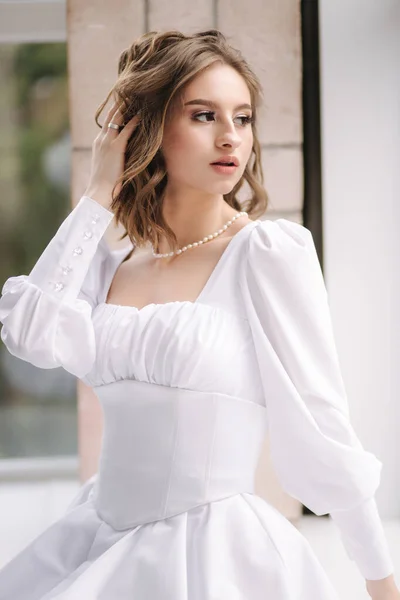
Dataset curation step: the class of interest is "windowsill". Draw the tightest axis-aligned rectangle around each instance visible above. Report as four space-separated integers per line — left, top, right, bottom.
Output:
0 456 79 481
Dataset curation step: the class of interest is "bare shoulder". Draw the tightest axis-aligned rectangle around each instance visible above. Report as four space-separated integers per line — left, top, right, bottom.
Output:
228 215 253 235
209 215 254 249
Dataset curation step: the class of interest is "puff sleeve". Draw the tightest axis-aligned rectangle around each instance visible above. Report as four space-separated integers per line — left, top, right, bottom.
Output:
0 196 115 379
240 218 394 580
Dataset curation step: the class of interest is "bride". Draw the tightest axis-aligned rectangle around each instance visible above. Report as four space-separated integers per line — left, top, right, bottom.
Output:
0 28 398 600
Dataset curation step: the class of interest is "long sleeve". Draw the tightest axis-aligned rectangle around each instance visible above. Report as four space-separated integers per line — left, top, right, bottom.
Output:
239 217 394 580
0 196 115 379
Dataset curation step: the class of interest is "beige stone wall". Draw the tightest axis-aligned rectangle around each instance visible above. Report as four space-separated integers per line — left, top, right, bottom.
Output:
67 0 303 521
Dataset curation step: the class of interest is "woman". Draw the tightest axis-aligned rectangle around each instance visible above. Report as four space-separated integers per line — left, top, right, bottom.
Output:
0 29 398 600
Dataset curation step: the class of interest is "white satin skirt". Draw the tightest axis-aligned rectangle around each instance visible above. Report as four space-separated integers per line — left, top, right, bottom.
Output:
0 380 340 599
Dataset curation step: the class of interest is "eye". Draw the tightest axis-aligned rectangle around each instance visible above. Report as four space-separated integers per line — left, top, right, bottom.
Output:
191 111 254 127
235 115 254 126
191 111 216 123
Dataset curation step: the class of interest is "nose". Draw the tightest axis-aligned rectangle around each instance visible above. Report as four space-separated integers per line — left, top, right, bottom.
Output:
215 121 241 151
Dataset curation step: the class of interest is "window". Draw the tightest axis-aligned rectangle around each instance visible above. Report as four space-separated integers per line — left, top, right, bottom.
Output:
0 31 77 460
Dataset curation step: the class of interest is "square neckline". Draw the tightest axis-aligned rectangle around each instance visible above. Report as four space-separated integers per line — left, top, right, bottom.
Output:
98 218 260 313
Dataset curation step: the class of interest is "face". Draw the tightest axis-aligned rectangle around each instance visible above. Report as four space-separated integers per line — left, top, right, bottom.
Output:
161 62 254 197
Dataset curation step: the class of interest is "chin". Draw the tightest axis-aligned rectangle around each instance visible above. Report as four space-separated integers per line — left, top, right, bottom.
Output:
202 182 238 196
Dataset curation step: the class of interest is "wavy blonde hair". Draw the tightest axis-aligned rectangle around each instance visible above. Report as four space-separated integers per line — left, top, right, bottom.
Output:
95 29 268 251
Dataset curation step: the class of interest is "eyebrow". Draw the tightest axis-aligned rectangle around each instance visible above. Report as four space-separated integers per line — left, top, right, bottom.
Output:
184 99 252 111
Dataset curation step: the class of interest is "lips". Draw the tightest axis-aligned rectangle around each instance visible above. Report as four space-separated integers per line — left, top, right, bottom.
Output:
210 163 238 175
210 156 239 167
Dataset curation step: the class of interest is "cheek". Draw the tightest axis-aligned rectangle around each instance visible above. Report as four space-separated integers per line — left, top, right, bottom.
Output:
163 138 190 178
162 127 206 172
243 131 254 163
164 133 190 157
246 128 254 148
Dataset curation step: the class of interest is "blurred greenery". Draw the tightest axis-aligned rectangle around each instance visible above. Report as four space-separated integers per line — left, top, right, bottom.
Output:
0 42 70 286
0 41 78 457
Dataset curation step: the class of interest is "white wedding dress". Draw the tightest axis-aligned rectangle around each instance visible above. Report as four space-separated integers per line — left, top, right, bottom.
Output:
0 196 394 599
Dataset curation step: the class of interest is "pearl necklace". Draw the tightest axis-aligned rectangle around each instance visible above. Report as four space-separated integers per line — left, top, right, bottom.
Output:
151 211 248 258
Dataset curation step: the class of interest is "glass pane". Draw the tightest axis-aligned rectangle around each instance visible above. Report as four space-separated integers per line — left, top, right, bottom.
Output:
0 42 77 458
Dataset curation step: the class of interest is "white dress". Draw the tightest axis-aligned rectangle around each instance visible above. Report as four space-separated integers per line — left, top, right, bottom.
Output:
0 196 394 599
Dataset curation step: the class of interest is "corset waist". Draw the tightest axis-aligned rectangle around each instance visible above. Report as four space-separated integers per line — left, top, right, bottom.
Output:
92 379 268 530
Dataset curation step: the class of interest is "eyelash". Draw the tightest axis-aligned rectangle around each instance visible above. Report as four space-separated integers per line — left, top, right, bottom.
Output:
191 110 254 127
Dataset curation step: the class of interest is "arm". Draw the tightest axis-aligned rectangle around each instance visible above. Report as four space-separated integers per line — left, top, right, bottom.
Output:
0 98 140 378
239 218 396 587
0 196 114 378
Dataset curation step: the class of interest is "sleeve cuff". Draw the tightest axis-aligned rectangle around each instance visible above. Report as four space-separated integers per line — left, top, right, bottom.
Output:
330 497 394 580
28 195 114 304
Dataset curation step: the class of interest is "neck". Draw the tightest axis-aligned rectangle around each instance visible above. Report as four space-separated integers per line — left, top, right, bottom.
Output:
157 187 238 253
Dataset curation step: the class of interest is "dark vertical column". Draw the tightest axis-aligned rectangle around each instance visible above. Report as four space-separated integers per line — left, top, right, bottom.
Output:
301 0 327 517
302 0 323 266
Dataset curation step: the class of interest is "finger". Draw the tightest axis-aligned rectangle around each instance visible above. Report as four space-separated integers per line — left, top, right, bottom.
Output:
116 114 141 144
102 101 126 135
106 108 126 138
101 101 118 133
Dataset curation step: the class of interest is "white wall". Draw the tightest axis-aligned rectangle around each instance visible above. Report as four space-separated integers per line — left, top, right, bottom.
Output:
319 1 400 517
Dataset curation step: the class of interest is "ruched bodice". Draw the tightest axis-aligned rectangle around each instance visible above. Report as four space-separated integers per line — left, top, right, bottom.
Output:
82 300 264 403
